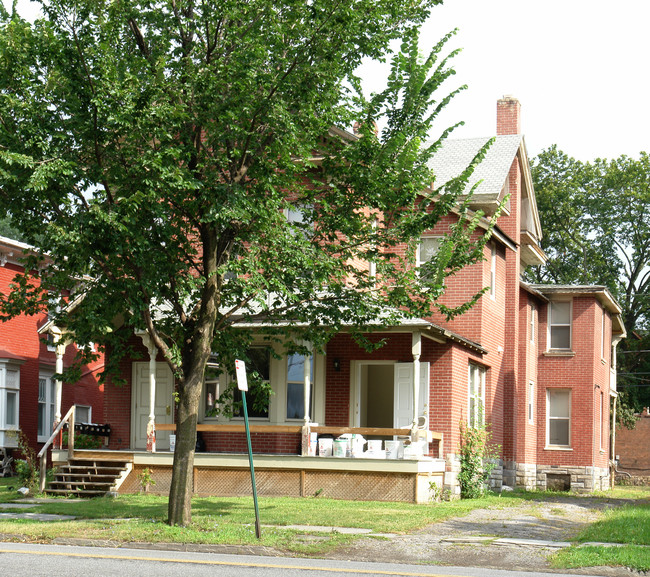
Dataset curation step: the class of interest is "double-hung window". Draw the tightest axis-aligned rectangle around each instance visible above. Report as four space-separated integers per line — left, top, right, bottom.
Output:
417 236 442 281
233 348 271 419
489 243 497 298
530 304 536 344
38 373 55 442
547 389 571 447
468 364 486 428
286 353 313 420
549 301 571 350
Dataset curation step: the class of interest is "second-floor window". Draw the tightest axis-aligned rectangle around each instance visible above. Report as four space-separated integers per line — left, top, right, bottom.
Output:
530 303 536 344
417 236 442 280
549 301 571 350
490 243 497 298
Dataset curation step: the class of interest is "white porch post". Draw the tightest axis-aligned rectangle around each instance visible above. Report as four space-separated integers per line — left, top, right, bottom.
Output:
411 331 422 435
303 343 312 424
301 343 312 456
139 333 158 453
53 340 66 427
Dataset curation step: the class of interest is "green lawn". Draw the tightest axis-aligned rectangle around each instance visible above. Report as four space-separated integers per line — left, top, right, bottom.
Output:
551 486 650 572
0 478 648 566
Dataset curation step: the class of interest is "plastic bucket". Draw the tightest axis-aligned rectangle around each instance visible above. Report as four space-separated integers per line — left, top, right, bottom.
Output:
318 438 333 457
367 439 383 452
333 439 347 458
385 440 401 459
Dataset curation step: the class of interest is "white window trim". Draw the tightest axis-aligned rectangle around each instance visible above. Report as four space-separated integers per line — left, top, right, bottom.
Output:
601 309 606 361
75 405 92 424
286 353 314 421
468 363 486 428
0 363 21 431
416 235 444 283
548 301 572 351
528 381 535 425
546 388 571 449
489 243 497 299
530 304 536 344
38 371 55 443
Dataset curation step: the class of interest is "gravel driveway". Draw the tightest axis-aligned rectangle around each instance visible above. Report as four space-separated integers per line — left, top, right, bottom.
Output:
323 496 642 576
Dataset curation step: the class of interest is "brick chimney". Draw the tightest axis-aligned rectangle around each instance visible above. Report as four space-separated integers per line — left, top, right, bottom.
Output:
497 95 521 135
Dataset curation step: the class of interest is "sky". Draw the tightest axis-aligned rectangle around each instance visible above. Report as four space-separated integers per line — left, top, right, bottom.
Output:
5 0 650 162
359 0 650 162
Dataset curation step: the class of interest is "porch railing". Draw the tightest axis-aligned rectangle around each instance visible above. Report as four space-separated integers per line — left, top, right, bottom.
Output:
156 423 443 458
37 405 76 493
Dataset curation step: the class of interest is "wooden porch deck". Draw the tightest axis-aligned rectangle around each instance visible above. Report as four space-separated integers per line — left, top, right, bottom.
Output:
52 448 445 503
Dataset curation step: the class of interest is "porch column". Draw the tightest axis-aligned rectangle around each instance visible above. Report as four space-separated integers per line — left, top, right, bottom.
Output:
411 331 422 435
138 333 157 453
303 342 313 423
53 339 67 428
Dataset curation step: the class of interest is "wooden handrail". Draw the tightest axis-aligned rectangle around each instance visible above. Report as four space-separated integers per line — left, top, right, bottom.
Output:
156 423 442 440
38 405 76 493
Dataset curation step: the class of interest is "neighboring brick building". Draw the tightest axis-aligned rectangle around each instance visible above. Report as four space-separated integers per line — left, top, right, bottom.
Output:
616 408 650 477
96 97 626 496
0 236 105 456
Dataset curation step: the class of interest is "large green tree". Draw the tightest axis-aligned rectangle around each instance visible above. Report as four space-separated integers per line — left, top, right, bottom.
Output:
528 146 650 421
0 0 491 525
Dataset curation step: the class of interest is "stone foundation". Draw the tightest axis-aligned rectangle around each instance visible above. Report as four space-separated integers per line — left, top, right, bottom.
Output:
448 456 611 494
536 465 610 492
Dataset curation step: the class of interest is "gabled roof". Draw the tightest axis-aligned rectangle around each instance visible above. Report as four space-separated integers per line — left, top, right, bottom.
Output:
428 134 522 210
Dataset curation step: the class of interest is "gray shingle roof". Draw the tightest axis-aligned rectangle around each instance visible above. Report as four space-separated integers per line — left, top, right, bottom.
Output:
428 134 522 201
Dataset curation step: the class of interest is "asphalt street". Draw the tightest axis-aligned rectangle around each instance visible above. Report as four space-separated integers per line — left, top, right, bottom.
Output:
0 542 617 577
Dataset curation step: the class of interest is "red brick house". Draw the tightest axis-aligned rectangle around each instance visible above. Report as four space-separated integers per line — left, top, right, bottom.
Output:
0 235 105 458
45 97 625 500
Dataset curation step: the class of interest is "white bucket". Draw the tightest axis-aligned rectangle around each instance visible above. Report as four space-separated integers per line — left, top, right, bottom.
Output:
367 439 383 452
385 440 402 460
318 438 333 457
169 434 176 452
333 439 347 458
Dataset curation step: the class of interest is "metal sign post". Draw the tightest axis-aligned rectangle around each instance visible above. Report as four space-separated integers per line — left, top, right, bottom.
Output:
235 359 261 539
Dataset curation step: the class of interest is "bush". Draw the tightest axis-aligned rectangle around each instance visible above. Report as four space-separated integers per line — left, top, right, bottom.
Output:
14 430 40 491
458 421 500 499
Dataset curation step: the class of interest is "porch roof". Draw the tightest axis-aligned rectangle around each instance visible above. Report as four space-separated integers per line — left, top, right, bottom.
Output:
235 314 487 355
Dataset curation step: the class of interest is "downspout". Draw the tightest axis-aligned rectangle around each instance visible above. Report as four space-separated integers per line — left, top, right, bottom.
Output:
610 335 623 488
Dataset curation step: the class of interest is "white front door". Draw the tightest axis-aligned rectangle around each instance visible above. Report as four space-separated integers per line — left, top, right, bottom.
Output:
131 362 175 450
393 362 430 429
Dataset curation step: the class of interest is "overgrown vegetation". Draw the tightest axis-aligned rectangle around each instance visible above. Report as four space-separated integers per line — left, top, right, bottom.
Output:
458 421 500 499
13 430 40 492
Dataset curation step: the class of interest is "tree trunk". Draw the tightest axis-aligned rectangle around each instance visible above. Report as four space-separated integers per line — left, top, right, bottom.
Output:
168 375 202 525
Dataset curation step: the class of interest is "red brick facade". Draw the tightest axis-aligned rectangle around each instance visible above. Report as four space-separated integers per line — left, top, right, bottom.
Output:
0 238 105 456
97 97 624 495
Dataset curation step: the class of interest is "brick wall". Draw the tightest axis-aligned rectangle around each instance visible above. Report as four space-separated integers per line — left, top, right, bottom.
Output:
616 409 650 475
0 258 105 454
537 296 611 469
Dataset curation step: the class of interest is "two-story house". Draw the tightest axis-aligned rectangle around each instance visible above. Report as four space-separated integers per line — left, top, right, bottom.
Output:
0 235 105 459
41 98 625 500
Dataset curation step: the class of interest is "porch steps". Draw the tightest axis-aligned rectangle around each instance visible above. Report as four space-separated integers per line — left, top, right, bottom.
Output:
46 458 132 497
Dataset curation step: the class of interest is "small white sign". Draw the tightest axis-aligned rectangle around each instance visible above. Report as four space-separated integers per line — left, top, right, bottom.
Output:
235 359 248 391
